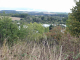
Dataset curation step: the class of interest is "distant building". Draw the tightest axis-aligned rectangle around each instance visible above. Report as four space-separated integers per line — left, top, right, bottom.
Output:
42 24 50 27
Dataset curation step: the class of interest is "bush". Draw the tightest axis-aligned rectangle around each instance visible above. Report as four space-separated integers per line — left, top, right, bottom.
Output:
26 22 47 43
46 26 63 45
0 16 27 46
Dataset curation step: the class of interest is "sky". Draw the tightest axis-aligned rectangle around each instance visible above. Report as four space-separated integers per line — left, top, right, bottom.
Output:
0 0 78 12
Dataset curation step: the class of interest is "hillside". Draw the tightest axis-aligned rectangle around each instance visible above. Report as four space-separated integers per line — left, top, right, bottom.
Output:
0 10 68 16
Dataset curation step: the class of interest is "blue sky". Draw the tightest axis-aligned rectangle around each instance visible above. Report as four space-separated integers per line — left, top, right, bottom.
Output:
0 0 78 12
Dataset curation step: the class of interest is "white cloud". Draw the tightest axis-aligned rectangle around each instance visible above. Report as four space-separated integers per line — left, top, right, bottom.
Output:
0 0 76 12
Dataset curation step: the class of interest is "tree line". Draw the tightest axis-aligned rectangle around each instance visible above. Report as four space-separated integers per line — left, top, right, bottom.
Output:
0 11 68 24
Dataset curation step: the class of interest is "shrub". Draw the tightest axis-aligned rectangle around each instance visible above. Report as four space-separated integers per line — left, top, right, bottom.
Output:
46 26 63 45
0 16 19 46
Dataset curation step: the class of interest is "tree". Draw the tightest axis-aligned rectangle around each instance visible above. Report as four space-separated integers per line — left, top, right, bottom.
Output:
25 22 46 43
49 24 54 30
0 16 19 46
66 0 80 37
17 23 27 40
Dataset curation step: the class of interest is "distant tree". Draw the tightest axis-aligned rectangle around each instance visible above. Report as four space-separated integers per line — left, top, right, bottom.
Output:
62 17 68 22
49 24 54 30
12 13 28 18
41 16 45 20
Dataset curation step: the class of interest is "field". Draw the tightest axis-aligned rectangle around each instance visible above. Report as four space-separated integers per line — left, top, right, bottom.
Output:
10 17 21 21
0 16 21 21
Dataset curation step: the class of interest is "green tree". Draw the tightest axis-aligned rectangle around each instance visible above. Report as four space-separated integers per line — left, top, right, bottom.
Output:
66 0 80 37
49 24 54 30
0 16 19 46
17 23 27 40
26 22 46 42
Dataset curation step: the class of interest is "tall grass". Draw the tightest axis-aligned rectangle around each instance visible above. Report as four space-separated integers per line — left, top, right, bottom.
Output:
0 39 65 60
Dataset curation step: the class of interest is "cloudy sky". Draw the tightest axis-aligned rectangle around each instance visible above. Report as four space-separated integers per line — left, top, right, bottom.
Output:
0 0 78 12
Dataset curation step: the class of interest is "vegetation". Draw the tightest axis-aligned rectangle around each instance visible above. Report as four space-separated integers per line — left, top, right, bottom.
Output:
0 27 80 60
0 16 19 46
0 1 80 59
0 16 49 46
12 13 28 18
49 24 54 30
66 0 80 37
0 10 68 24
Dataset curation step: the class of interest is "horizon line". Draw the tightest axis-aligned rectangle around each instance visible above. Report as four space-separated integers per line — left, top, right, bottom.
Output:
0 10 69 13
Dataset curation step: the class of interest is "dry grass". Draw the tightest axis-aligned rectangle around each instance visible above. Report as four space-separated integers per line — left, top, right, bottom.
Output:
0 16 21 21
0 40 65 60
10 17 21 21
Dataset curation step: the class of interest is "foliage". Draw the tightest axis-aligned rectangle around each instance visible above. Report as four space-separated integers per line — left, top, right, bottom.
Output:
0 15 49 46
49 24 54 30
0 12 68 24
17 25 27 40
44 27 49 33
12 13 28 18
46 26 62 43
0 16 19 46
0 16 28 46
66 0 80 37
25 22 48 42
